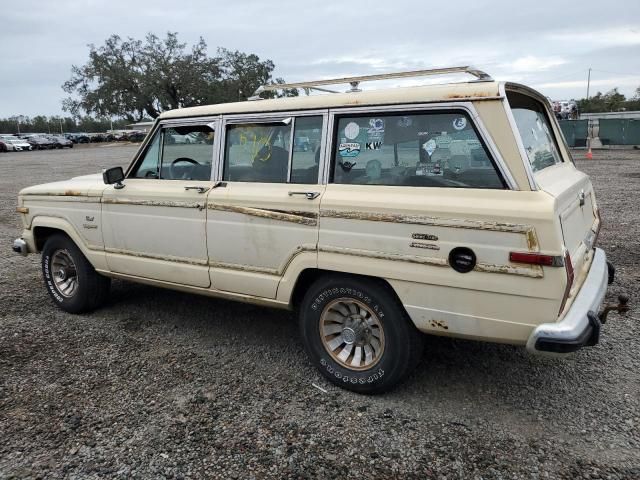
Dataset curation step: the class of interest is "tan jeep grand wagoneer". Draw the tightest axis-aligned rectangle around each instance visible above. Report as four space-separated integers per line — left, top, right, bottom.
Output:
13 67 628 393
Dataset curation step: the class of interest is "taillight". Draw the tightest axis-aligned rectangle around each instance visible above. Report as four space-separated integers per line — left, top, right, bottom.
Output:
509 252 563 267
558 250 574 315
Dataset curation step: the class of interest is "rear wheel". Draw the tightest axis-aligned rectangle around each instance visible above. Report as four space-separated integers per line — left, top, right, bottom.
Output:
299 275 423 394
41 234 110 313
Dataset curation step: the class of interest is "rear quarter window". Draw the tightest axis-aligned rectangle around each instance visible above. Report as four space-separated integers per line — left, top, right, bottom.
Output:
508 91 563 172
331 111 505 189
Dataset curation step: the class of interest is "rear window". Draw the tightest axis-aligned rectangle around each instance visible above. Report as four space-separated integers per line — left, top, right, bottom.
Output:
508 92 563 172
331 111 505 189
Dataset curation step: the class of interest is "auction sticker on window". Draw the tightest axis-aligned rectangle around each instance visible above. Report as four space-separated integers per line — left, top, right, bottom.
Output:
339 143 361 157
344 122 360 140
452 117 467 130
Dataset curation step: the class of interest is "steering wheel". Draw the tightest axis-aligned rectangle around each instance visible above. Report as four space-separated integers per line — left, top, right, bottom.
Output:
170 157 199 179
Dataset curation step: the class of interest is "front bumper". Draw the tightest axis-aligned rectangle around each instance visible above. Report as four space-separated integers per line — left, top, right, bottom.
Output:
527 248 608 355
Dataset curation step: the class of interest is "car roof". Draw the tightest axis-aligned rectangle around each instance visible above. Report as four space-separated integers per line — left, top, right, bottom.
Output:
159 81 504 120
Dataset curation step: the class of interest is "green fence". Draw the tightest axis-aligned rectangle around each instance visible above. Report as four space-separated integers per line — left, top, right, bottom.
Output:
599 119 640 145
559 120 588 147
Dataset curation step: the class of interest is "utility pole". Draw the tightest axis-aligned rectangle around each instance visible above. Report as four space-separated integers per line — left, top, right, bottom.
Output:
60 118 63 134
586 67 591 100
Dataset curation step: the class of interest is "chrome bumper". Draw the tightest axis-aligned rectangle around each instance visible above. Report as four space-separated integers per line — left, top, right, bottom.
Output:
527 248 608 355
12 238 28 256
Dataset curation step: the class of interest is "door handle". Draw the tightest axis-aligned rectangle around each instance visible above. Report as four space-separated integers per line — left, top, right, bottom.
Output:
184 186 210 194
288 191 321 200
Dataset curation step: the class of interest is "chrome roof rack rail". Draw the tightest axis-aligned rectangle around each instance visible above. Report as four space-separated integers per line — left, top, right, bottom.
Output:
249 66 492 100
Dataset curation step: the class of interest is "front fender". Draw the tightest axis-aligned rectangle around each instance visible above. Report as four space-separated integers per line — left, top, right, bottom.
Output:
27 216 107 271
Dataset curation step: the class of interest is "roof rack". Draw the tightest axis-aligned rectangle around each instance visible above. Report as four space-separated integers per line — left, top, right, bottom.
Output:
249 66 492 100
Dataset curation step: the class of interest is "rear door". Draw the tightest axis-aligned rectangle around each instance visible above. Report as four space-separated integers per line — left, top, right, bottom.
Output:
507 90 598 275
207 113 327 298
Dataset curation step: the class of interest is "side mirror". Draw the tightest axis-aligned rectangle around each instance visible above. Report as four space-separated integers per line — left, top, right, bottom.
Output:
102 166 125 189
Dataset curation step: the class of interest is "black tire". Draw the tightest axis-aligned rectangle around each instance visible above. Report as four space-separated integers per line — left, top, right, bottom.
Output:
299 275 423 394
41 233 110 313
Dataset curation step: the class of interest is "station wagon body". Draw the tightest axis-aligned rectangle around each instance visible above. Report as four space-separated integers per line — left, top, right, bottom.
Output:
13 68 626 392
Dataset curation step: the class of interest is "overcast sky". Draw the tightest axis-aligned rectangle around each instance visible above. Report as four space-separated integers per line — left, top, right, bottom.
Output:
1 0 639 117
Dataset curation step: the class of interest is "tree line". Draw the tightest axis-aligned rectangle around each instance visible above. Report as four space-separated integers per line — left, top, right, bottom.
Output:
576 87 640 113
0 116 131 135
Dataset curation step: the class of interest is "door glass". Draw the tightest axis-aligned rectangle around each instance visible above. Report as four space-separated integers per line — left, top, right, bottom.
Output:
290 116 323 184
224 122 292 183
131 130 161 178
161 125 215 180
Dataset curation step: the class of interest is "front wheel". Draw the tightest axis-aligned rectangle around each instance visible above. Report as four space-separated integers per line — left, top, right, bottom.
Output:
41 234 110 313
299 275 423 394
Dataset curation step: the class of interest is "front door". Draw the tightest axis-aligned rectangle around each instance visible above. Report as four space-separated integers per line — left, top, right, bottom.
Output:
102 121 218 287
207 114 326 298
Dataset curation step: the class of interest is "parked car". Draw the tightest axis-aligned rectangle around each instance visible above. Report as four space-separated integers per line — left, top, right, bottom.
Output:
126 131 146 142
27 136 56 150
47 135 74 148
2 137 32 151
0 140 7 152
12 67 628 393
65 133 90 144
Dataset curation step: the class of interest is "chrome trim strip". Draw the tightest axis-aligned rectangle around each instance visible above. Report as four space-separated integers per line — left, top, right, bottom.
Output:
209 244 316 276
319 245 542 278
207 203 318 226
102 198 205 209
105 247 208 266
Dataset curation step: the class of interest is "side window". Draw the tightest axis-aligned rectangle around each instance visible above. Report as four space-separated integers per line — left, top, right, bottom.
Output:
224 122 291 183
291 116 323 184
131 130 161 178
161 125 215 180
223 116 325 184
331 112 505 189
130 124 215 180
508 92 563 172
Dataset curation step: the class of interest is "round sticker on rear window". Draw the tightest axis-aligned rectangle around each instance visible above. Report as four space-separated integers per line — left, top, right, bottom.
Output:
344 122 360 140
452 117 467 130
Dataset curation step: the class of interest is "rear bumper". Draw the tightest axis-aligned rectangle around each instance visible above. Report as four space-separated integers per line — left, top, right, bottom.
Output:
527 248 608 355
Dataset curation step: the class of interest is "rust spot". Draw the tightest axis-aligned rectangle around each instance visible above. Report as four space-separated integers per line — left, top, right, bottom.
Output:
525 229 539 251
16 206 29 214
446 91 493 99
429 320 449 330
474 262 543 278
105 247 208 266
103 198 204 209
208 203 318 226
64 190 83 196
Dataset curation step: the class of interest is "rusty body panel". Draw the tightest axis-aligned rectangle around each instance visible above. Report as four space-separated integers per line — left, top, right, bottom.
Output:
207 203 318 226
320 209 539 252
103 197 205 210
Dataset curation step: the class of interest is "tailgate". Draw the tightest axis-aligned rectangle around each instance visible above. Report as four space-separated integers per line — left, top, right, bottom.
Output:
535 163 599 274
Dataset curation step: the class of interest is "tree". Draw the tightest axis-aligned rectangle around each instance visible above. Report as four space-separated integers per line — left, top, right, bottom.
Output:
576 86 640 113
63 32 292 121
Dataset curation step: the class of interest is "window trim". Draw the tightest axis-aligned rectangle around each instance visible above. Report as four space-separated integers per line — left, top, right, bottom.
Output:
325 103 515 189
126 117 221 181
218 110 328 185
504 87 564 178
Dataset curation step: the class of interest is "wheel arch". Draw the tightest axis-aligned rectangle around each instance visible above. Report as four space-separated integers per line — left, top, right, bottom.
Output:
289 268 408 315
30 216 107 270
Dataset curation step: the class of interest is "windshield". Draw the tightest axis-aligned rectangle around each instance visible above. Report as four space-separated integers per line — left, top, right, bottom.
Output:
508 91 563 172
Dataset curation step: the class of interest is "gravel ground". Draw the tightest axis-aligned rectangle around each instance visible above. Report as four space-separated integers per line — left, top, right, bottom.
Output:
0 145 638 479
